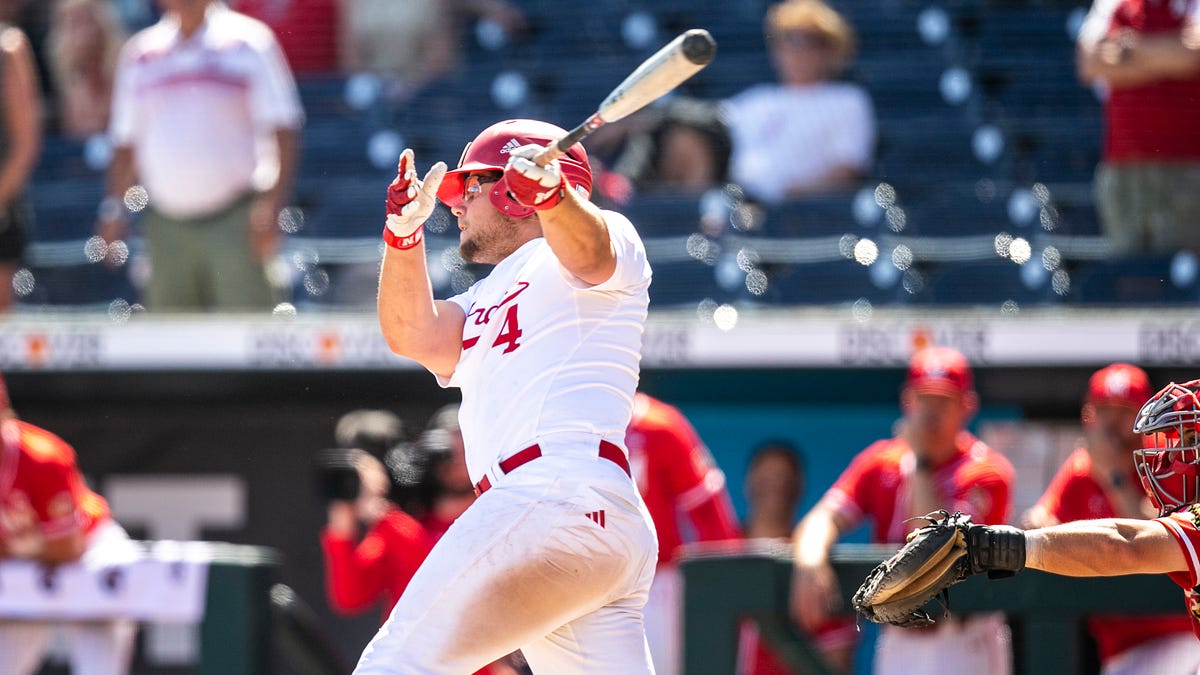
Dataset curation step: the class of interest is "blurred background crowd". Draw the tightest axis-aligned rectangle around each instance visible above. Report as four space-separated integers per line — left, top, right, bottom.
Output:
1 0 1195 315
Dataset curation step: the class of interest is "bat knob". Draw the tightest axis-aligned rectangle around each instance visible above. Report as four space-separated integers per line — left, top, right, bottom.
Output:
681 29 717 66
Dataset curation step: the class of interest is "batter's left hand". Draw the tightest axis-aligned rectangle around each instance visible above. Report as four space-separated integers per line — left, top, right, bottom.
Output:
505 145 565 210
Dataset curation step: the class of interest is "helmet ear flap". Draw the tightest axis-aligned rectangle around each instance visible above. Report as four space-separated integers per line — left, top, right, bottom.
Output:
488 177 535 218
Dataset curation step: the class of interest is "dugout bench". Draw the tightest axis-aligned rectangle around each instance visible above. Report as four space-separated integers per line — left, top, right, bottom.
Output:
680 541 1185 675
0 542 280 675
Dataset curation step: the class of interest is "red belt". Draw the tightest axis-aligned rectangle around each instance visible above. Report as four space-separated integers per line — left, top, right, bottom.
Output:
474 440 631 496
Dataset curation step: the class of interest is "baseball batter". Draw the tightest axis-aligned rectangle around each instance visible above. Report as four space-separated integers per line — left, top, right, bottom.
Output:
356 119 658 674
0 373 136 675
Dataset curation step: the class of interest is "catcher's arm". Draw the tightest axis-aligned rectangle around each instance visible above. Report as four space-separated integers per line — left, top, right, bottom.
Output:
1024 518 1187 577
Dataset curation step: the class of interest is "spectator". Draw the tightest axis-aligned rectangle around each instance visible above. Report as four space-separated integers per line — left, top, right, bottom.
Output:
723 0 875 204
319 447 434 623
46 0 127 140
790 346 1015 675
410 404 476 537
625 391 742 675
0 19 40 314
1076 0 1200 257
0 372 137 674
338 0 456 103
232 0 339 75
588 97 732 200
1022 363 1200 674
97 0 303 312
737 440 855 675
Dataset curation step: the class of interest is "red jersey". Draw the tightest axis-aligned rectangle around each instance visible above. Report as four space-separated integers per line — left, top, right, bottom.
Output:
235 0 340 74
1155 504 1200 640
1036 448 1193 661
320 506 434 621
0 420 110 544
822 431 1013 542
626 394 741 565
1086 0 1200 161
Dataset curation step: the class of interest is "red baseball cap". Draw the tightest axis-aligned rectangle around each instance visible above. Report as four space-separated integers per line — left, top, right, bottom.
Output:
905 346 974 397
1085 363 1151 409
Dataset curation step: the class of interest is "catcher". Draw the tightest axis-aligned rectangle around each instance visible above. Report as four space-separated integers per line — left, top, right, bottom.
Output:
854 377 1200 648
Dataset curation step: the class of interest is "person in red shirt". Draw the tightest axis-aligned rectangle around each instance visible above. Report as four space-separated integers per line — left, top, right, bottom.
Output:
1076 0 1200 256
320 448 434 622
626 391 742 675
1023 363 1200 674
790 346 1015 675
0 372 137 675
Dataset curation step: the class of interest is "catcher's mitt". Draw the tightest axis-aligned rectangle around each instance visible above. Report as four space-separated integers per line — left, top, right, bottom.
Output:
851 510 974 628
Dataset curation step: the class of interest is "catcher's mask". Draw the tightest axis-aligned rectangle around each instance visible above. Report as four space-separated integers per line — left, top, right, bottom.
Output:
1132 379 1200 516
436 119 592 218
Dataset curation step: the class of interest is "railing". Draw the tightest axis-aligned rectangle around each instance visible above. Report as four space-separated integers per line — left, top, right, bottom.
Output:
680 541 1185 675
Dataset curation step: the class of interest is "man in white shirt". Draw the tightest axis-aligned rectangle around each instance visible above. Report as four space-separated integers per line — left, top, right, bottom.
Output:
357 118 658 674
98 0 302 311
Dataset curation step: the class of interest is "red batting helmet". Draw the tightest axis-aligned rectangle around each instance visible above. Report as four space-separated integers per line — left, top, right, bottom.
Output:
1132 379 1200 516
436 119 593 218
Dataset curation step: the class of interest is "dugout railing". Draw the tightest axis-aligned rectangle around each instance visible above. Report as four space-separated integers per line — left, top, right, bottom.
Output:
680 541 1185 675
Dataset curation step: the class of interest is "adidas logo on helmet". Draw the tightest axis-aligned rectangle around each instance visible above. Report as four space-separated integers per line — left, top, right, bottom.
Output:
499 138 521 155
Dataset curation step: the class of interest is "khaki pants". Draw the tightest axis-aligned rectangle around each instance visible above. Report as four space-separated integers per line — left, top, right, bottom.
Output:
142 195 276 312
1095 162 1200 258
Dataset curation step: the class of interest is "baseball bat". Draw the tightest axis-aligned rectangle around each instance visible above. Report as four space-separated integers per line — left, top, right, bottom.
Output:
532 28 718 166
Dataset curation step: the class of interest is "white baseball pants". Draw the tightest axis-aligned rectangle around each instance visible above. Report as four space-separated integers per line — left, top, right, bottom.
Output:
353 453 659 674
874 612 1011 675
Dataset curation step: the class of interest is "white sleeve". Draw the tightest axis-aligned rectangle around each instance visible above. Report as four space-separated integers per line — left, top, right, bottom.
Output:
107 42 138 147
247 33 304 130
1077 0 1119 46
432 286 477 388
558 210 652 292
830 87 876 169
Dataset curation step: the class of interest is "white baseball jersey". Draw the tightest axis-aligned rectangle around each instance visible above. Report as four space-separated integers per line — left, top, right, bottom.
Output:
355 209 659 674
439 209 652 482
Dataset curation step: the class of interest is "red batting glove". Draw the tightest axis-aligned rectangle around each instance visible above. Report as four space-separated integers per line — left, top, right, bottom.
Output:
504 144 567 211
384 148 446 250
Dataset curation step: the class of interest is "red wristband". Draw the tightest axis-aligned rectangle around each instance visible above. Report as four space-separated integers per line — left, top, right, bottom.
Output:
383 224 424 250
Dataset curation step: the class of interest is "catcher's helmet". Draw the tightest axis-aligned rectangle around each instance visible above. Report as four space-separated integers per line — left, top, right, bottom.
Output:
1132 379 1200 516
436 119 592 218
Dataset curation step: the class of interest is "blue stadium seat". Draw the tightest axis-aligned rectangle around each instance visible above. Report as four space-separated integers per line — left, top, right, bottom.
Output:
925 258 1058 306
1071 257 1200 305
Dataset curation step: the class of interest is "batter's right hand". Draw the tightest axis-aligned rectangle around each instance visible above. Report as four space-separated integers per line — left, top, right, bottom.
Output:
384 148 447 250
790 560 840 633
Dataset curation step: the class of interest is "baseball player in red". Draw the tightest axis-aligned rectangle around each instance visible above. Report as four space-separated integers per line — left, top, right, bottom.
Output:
1023 364 1200 674
358 118 657 674
790 346 1015 675
0 373 137 675
626 391 741 675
